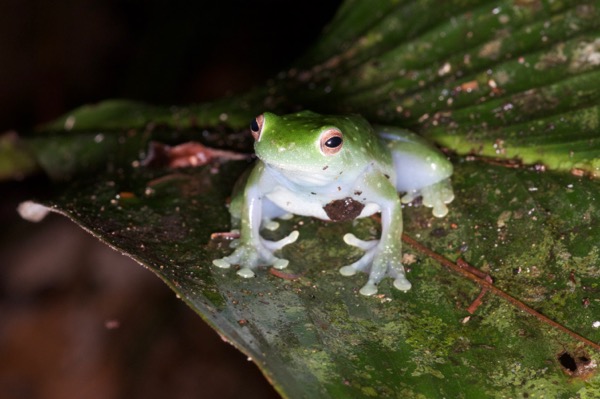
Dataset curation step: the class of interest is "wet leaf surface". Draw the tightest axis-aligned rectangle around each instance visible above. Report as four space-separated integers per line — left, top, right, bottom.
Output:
34 157 600 398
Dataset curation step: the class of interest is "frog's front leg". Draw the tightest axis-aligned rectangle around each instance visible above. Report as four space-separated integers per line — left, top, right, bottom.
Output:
339 174 410 296
212 166 298 277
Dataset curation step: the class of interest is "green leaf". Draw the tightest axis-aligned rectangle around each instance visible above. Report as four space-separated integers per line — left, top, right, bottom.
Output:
39 97 264 132
14 0 600 397
287 0 600 176
32 159 600 398
0 132 39 180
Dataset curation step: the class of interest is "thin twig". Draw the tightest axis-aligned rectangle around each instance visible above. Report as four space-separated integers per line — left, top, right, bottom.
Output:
402 233 600 352
466 288 488 315
457 258 494 314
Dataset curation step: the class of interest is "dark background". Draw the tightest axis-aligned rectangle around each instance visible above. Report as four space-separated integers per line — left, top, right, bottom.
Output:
0 1 341 398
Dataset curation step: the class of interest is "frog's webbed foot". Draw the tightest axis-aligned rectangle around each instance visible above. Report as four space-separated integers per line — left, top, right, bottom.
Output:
402 178 454 218
212 230 299 277
339 233 411 296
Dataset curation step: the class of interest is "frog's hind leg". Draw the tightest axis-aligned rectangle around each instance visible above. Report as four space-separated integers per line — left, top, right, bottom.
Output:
402 178 454 217
380 127 455 218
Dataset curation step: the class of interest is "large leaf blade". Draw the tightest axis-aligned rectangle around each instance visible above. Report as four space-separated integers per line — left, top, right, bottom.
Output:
30 157 600 398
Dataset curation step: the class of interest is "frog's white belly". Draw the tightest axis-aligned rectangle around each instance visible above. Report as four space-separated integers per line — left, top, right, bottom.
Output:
265 185 381 221
265 185 330 220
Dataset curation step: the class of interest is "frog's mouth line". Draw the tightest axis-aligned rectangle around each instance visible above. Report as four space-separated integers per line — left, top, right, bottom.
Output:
262 158 321 173
264 163 339 187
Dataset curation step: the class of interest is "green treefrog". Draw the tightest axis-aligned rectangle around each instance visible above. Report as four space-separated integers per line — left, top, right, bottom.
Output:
212 111 454 296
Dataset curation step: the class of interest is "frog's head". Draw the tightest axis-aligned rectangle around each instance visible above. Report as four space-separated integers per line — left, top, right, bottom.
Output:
250 111 373 186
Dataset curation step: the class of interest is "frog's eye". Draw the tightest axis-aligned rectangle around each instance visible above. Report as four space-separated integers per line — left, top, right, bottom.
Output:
250 114 264 141
320 129 343 155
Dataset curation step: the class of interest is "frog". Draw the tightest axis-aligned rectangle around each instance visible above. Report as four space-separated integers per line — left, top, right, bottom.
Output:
212 111 454 296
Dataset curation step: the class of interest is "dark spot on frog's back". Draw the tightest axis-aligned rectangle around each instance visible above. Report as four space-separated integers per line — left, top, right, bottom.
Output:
323 197 365 222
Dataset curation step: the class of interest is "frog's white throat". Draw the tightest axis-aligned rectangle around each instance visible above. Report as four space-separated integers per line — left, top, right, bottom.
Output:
265 163 339 188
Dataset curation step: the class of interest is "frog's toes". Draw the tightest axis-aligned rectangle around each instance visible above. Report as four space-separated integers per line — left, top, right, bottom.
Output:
421 179 455 218
263 220 280 231
348 249 412 295
272 258 289 270
359 281 378 296
339 245 377 276
237 267 255 278
426 195 453 218
358 275 410 296
212 258 231 269
431 203 449 218
340 234 379 277
264 230 299 251
393 275 412 291
213 241 269 273
400 190 419 204
213 231 297 277
339 265 357 276
343 233 378 251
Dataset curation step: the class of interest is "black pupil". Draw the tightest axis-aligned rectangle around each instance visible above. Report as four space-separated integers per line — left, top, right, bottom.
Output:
325 136 342 148
250 119 259 132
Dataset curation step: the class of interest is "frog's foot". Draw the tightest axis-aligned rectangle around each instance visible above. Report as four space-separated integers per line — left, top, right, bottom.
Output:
400 190 420 205
403 178 454 218
212 230 299 277
339 234 411 296
262 219 280 231
339 233 378 276
261 212 294 231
